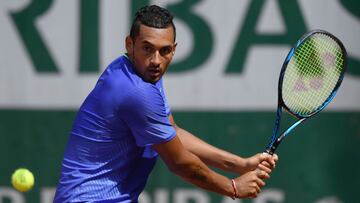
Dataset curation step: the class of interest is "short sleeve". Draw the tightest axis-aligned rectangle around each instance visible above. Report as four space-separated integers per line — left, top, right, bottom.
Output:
119 84 176 147
157 79 171 116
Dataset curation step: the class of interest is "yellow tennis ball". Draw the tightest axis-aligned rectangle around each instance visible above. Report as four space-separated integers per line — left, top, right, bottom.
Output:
11 168 35 192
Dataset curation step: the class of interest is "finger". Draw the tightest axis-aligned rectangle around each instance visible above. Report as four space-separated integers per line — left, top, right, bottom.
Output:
258 164 272 174
261 153 276 168
255 184 261 194
255 176 266 187
260 160 271 168
261 160 276 171
256 169 270 180
250 190 259 199
272 154 279 162
251 193 259 199
261 160 276 170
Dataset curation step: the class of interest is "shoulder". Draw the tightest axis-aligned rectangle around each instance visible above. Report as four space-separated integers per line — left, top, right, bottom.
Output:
122 82 163 108
96 55 139 92
92 55 166 110
101 55 133 82
116 81 169 124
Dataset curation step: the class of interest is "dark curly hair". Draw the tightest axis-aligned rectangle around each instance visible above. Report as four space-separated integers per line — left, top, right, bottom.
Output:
130 5 176 41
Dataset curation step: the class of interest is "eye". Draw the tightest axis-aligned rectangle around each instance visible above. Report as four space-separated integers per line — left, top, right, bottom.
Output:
143 45 154 54
160 46 172 56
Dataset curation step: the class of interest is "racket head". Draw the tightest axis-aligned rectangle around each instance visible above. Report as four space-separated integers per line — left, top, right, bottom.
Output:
278 30 347 119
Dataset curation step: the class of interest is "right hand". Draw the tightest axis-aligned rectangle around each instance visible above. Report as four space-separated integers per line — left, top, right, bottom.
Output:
243 153 278 174
233 169 268 198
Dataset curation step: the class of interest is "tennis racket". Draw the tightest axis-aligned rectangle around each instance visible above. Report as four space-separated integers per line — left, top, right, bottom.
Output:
264 29 347 155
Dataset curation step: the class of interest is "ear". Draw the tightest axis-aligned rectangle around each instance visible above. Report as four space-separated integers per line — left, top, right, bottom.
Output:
125 36 134 55
172 42 178 55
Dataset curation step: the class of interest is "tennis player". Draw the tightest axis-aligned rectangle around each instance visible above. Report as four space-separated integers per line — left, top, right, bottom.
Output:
54 5 278 202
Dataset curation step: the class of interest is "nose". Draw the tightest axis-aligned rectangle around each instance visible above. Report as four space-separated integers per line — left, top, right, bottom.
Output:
150 51 161 66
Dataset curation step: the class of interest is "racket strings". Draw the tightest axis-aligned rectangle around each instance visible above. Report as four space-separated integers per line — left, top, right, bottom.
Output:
282 33 345 116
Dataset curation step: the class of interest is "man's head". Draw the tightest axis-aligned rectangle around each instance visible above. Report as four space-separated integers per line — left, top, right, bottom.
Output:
126 5 177 83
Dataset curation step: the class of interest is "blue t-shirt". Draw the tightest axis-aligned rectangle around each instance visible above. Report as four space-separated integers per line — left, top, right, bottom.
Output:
54 55 176 202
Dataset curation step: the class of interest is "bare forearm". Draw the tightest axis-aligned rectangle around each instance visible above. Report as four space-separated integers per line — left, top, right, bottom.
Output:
176 127 248 174
154 136 235 198
169 149 234 197
164 115 276 198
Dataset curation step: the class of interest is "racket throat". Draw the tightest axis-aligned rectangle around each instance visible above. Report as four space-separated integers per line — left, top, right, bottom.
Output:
265 118 306 155
265 134 285 155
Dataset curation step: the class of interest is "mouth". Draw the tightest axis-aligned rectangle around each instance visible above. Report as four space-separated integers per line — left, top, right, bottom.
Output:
148 68 161 78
